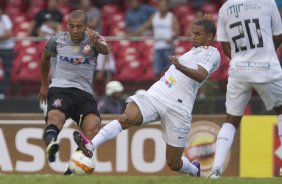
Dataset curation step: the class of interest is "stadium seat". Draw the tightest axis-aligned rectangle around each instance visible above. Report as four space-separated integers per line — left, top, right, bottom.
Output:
175 41 193 56
113 60 144 81
172 4 194 19
200 3 219 14
139 67 156 82
101 3 121 19
180 13 196 36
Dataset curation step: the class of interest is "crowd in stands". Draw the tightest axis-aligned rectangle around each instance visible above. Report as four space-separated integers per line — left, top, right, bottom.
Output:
0 0 281 105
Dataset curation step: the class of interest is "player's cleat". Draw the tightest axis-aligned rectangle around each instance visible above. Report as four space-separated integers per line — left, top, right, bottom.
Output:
46 138 59 162
73 131 94 158
192 160 201 177
208 167 222 179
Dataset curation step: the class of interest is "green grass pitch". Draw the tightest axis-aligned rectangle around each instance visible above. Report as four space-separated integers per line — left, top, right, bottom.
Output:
0 175 281 184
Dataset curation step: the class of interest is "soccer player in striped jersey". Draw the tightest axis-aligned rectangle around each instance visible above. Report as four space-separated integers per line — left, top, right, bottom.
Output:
38 10 109 174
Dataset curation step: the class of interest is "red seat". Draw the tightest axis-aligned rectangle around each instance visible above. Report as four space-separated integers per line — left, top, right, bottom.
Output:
113 60 144 81
101 3 121 19
172 4 194 18
200 3 219 14
139 67 156 82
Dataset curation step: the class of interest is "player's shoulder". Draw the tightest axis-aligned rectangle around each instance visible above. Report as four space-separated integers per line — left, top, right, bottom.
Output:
200 46 219 53
202 46 221 60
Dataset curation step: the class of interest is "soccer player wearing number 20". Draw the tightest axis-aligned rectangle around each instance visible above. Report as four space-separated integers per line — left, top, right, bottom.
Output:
209 0 282 178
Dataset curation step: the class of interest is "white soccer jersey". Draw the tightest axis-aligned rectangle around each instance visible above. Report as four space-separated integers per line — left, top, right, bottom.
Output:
217 0 282 82
148 46 221 114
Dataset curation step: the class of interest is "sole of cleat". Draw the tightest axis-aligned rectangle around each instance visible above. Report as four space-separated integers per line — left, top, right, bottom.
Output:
47 143 59 162
73 131 93 158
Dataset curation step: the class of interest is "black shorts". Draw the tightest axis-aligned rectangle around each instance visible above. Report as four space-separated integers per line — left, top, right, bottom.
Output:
47 87 100 125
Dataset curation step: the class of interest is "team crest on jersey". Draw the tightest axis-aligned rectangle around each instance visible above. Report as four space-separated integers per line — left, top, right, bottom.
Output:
81 43 92 55
165 76 176 88
52 98 63 108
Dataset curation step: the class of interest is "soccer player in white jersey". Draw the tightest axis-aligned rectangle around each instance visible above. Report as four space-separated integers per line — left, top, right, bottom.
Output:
209 0 282 178
73 18 221 176
38 10 109 174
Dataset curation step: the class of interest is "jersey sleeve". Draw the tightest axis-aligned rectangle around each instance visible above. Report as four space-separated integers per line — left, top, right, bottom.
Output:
198 49 221 74
271 0 282 35
216 7 229 42
45 34 58 57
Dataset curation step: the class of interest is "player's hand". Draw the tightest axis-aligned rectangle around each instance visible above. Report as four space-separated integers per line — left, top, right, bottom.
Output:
38 85 48 105
86 27 100 44
169 55 181 69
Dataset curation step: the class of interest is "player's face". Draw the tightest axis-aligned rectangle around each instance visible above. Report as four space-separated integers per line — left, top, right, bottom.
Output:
68 17 87 43
191 25 209 48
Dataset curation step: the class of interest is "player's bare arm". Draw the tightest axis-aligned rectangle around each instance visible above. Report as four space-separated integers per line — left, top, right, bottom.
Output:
221 42 231 59
273 34 282 50
133 15 153 36
86 27 109 55
38 49 51 104
169 55 208 82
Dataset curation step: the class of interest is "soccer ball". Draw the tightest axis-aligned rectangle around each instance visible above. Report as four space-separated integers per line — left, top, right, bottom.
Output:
69 150 96 175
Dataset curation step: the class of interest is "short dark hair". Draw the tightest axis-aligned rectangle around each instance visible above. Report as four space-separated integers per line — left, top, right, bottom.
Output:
69 10 88 24
194 19 216 38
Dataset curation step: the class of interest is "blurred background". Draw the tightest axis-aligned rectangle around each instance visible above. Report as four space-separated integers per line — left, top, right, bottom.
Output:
0 0 281 115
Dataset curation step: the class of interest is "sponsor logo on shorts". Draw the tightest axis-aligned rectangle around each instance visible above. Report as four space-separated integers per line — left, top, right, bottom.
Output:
52 98 63 108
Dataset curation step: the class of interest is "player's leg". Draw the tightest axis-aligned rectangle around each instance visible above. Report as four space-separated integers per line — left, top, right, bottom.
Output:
160 104 199 176
274 106 282 176
43 109 66 162
210 79 251 178
255 80 282 176
255 80 282 150
92 101 143 148
275 105 282 144
166 144 200 176
43 87 72 163
209 115 239 178
73 101 143 157
73 92 159 157
73 113 101 159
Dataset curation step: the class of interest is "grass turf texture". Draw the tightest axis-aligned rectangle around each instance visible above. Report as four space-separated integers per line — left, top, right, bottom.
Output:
0 175 281 184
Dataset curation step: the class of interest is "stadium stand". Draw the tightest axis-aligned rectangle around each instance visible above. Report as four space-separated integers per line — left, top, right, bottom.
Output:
2 0 230 97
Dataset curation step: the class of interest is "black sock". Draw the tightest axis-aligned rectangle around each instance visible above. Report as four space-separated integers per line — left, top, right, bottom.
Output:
64 147 81 175
43 124 60 146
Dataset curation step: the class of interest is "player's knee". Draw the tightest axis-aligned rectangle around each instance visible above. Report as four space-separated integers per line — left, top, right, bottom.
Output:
118 114 132 129
83 119 101 139
47 110 65 129
167 160 182 172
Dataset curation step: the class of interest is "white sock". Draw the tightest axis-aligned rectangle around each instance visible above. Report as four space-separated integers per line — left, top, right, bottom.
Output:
278 115 282 145
212 123 236 173
91 120 122 150
178 156 198 175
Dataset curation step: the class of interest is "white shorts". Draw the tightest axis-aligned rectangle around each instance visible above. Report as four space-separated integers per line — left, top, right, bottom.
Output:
127 92 192 147
226 77 282 116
